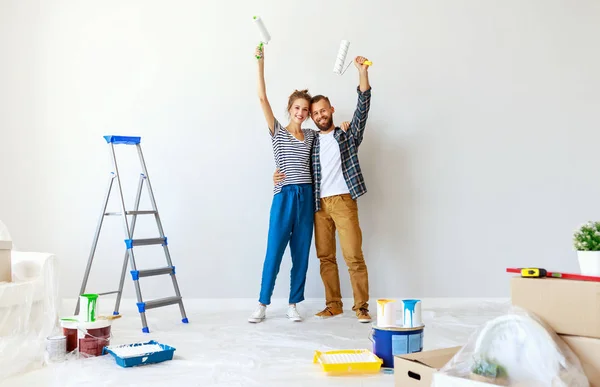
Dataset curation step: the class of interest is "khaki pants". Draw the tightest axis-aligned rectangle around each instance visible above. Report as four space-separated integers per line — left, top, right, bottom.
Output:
314 194 369 311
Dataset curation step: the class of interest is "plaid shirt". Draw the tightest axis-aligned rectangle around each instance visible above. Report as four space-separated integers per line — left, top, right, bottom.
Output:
312 86 372 212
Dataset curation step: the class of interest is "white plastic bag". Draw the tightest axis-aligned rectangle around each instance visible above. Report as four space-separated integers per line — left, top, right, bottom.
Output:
433 306 589 386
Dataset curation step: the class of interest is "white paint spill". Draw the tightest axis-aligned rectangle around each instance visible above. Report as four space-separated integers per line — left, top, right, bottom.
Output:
108 344 164 358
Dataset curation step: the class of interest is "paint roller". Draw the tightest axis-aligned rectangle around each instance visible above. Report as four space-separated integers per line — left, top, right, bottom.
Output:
253 16 271 59
333 40 372 75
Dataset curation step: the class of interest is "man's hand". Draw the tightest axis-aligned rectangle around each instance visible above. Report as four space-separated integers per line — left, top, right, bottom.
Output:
354 56 370 72
354 56 371 92
340 121 351 131
273 168 285 185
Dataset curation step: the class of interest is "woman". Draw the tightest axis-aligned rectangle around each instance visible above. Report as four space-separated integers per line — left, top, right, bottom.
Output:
248 44 316 323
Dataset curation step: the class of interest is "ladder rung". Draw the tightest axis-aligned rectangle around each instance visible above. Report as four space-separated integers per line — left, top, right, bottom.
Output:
125 237 167 248
104 210 157 216
97 291 120 296
137 296 181 312
130 266 175 280
104 135 141 145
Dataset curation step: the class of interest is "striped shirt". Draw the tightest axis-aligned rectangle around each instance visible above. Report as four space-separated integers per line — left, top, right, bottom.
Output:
312 87 372 212
270 118 316 195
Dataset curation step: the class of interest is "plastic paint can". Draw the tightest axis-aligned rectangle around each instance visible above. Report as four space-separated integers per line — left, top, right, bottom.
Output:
78 293 99 322
46 335 67 362
370 325 424 368
78 319 112 357
376 299 397 327
402 299 423 328
60 318 79 353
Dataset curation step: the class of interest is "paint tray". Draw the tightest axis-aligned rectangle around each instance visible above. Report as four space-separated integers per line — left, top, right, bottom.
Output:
102 340 176 368
313 349 383 374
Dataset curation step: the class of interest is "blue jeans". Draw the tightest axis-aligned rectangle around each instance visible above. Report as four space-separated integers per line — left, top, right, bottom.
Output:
259 184 314 305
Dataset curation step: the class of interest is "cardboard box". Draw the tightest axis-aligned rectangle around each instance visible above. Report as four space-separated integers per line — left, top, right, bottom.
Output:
433 373 505 386
394 346 460 386
0 240 11 283
510 276 600 338
561 335 600 387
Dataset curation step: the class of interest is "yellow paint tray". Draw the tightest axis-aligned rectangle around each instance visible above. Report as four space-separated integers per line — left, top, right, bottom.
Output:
313 349 383 374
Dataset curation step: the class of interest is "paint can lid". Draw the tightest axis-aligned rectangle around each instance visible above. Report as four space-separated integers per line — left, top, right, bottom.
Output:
47 335 66 340
371 324 425 331
77 319 112 329
60 317 79 329
60 316 112 329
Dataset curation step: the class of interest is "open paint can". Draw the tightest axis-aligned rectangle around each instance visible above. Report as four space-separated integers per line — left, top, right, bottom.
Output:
46 335 67 362
77 319 112 357
78 293 99 322
376 299 397 327
60 318 79 353
402 299 423 328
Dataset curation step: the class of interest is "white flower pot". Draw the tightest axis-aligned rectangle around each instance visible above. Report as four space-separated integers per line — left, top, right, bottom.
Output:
577 251 600 276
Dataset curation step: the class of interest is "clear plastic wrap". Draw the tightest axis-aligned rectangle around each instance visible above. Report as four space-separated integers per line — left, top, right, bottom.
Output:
433 305 589 387
0 248 61 381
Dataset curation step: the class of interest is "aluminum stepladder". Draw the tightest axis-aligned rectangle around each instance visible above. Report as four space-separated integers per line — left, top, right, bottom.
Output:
75 135 188 333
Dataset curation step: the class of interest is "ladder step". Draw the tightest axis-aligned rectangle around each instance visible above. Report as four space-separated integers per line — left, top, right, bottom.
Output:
105 210 157 216
125 237 167 249
97 291 120 296
104 135 141 145
137 296 181 313
130 266 175 280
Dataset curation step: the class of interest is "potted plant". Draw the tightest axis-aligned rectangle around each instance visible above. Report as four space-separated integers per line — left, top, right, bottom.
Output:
573 221 600 276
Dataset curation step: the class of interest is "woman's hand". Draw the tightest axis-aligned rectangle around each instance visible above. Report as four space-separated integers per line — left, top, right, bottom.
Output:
273 168 285 185
255 44 264 62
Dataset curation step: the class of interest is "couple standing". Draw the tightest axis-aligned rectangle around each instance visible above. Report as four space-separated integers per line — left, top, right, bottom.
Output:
249 43 372 324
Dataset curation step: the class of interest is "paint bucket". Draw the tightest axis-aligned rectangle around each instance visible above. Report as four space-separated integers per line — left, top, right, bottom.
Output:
78 293 99 322
376 299 397 327
402 299 423 328
60 318 79 353
46 335 67 362
370 325 424 368
78 319 112 357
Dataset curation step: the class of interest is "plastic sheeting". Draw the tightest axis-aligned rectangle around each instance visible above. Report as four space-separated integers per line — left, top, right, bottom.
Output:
434 305 589 386
0 250 61 381
2 299 514 387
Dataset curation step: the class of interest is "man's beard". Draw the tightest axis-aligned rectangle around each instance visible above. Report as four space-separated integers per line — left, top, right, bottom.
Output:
315 116 333 131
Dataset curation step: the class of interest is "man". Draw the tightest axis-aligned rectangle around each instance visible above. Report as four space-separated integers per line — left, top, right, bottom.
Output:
274 55 372 323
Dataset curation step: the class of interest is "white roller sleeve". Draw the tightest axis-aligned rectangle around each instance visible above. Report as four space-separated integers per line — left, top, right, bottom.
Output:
333 40 350 74
253 16 271 44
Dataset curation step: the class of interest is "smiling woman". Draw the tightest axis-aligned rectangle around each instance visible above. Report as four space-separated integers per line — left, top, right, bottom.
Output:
249 43 317 324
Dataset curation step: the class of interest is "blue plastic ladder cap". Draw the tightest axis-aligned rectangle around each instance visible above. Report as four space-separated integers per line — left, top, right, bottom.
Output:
113 311 119 316
125 239 133 249
142 327 150 333
171 266 176 275
130 270 140 281
182 318 189 324
162 237 168 246
137 302 146 313
103 135 141 145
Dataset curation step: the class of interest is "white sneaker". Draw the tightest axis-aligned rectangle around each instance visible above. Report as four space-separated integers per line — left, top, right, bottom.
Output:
248 304 266 323
286 305 302 322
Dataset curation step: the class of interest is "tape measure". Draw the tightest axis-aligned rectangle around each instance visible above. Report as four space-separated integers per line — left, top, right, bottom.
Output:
520 268 547 278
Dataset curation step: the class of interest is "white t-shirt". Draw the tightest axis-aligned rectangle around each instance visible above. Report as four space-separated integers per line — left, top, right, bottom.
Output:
318 131 350 198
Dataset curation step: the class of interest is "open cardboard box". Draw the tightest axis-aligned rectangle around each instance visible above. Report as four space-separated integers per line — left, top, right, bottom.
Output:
394 346 461 386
